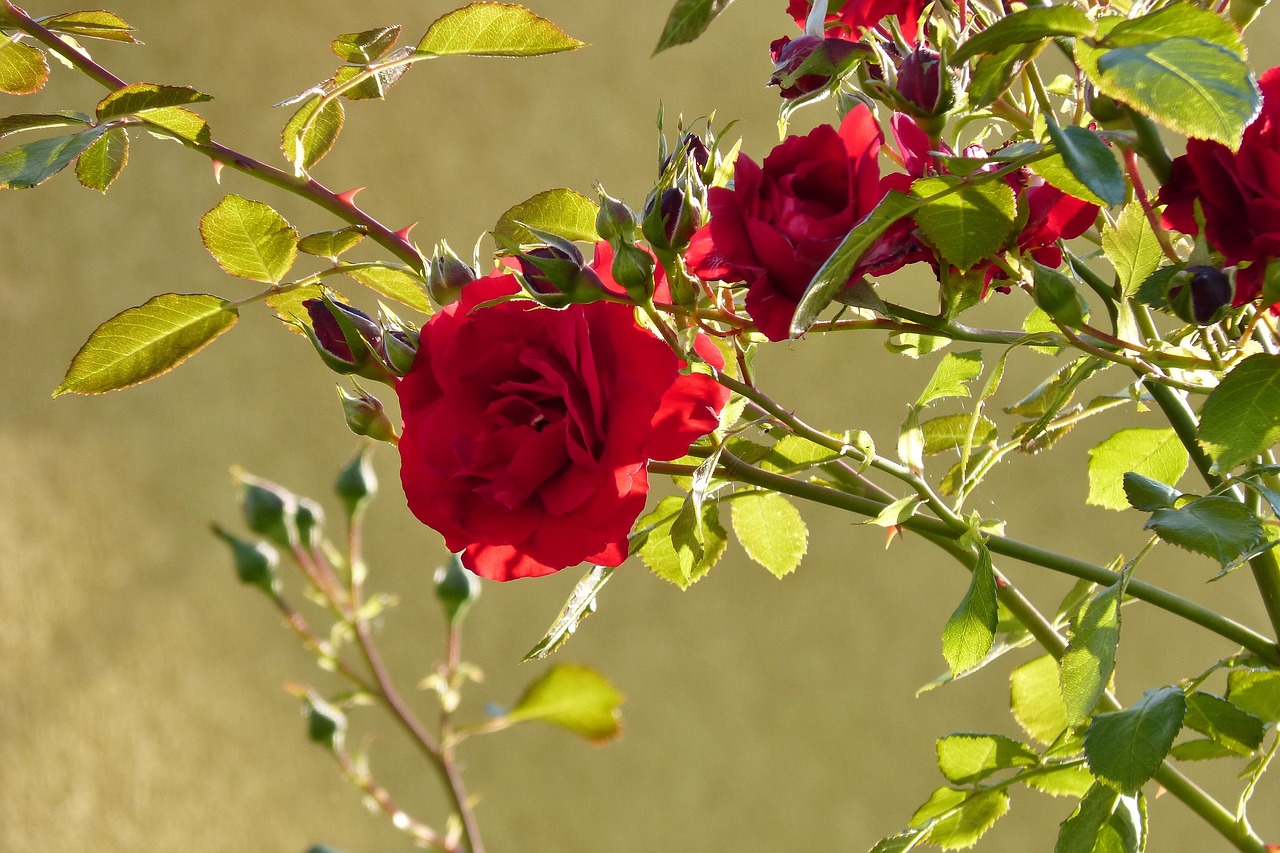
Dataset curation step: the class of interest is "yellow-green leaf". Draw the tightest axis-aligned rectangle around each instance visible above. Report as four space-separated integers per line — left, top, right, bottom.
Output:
55 293 238 395
75 126 128 192
730 491 807 578
505 663 623 743
199 194 298 283
493 187 600 246
299 227 367 260
417 3 585 57
138 106 211 144
282 94 344 172
97 82 211 122
1086 427 1188 511
43 10 138 43
340 262 433 315
0 38 48 94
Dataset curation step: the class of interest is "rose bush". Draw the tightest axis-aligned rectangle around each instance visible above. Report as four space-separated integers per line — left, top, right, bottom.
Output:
685 103 918 341
1159 66 1280 306
396 249 728 582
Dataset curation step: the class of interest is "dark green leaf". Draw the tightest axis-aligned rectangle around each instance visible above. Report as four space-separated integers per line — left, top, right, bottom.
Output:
791 191 921 337
54 293 238 395
1055 784 1143 853
730 491 807 578
1184 691 1266 755
967 43 1037 109
340 262 433 315
1086 428 1187 511
1060 582 1121 726
331 26 401 62
493 188 600 245
282 94 345 172
936 733 1038 785
1226 669 1280 723
417 3 585 56
0 129 103 189
952 6 1094 64
96 83 211 121
1170 738 1239 761
1122 473 1181 512
506 663 623 743
0 39 49 94
654 0 735 54
1046 124 1124 207
912 176 1017 271
1144 495 1263 567
942 547 998 676
199 194 298 283
1198 354 1280 472
1084 686 1186 795
75 126 128 192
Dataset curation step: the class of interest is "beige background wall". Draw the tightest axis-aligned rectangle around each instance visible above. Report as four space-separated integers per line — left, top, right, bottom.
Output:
3 2 1278 850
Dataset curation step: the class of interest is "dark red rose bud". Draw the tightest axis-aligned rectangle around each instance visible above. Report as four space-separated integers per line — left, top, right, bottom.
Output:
896 47 957 128
661 133 711 179
769 34 861 100
516 241 608 307
305 298 356 363
1167 265 1233 325
643 186 703 252
426 240 477 307
303 297 395 383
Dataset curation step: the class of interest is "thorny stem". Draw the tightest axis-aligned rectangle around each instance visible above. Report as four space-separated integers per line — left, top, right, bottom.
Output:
3 3 425 273
1123 147 1182 264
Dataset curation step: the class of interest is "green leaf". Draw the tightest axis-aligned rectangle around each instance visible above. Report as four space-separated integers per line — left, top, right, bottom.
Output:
1226 669 1280 723
1078 37 1259 149
333 55 413 101
1012 654 1073 745
1170 739 1238 761
1045 124 1124 208
967 43 1037 109
1102 202 1164 297
1024 764 1095 798
199 194 298 283
1034 152 1108 207
1055 784 1143 853
922 414 998 455
0 129 103 189
331 26 401 62
1198 354 1280 472
1084 686 1186 795
54 293 238 396
1144 495 1263 567
1086 428 1188 511
936 733 1038 785
1060 581 1121 727
136 106 211 144
0 111 90 140
912 176 1016 271
942 547 998 676
299 226 367 260
1122 473 1181 512
505 663 623 743
43 10 138 43
1184 691 1266 755
75 126 128 192
917 350 984 408
730 491 807 578
493 188 600 246
1102 3 1244 54
759 433 842 473
952 6 1094 64
634 495 727 589
0 39 48 94
869 830 928 853
910 787 1011 850
791 191 921 337
282 94 345 172
866 495 922 528
96 83 211 121
523 565 614 661
653 0 735 54
339 262 433 315
266 284 325 332
417 3 585 57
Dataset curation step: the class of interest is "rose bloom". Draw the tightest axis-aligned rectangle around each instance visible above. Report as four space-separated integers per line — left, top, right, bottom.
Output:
396 247 728 582
1159 66 1280 307
787 0 926 44
686 104 920 340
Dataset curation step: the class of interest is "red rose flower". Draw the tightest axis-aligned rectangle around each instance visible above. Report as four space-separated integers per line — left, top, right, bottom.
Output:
685 104 919 340
396 252 728 582
787 0 926 44
1159 67 1280 307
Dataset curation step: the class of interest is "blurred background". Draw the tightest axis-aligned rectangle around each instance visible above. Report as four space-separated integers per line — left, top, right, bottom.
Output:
3 2 1279 850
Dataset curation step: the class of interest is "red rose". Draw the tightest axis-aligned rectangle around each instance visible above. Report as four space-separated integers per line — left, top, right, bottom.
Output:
685 104 919 340
787 0 926 44
396 251 728 582
1159 67 1280 307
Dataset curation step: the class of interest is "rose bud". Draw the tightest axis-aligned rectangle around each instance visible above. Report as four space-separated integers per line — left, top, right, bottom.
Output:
211 524 279 596
381 327 419 375
896 47 957 136
610 241 657 302
1084 85 1130 130
336 446 377 518
595 186 638 243
434 553 481 624
1167 265 1233 325
1032 262 1087 329
426 240 477 307
337 384 399 444
516 235 608 307
769 34 862 100
660 132 711 182
643 186 703 253
303 297 395 383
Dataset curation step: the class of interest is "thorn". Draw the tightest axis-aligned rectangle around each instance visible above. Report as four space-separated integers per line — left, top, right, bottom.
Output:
336 186 365 207
885 526 901 548
212 159 224 184
394 221 419 242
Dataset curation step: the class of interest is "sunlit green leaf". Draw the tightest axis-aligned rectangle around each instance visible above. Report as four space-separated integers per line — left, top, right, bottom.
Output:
936 733 1038 785
1226 669 1280 723
418 3 585 57
912 176 1016 271
1086 428 1187 511
299 226 367 260
333 55 413 101
282 94 345 172
0 39 49 94
634 495 726 589
654 0 735 54
54 293 238 396
1023 764 1095 798
918 350 984 408
265 284 325 332
942 547 998 676
199 194 298 283
493 187 600 246
331 26 401 62
96 82 211 121
339 262 433 315
43 10 138 43
1198 354 1280 472
75 126 128 192
137 106 211 144
922 414 998 456
730 491 807 578
1085 687 1186 795
505 663 623 743
1012 654 1073 745
910 787 1011 850
1144 495 1263 567
952 6 1094 64
1102 202 1164 297
523 565 615 661
1060 582 1121 727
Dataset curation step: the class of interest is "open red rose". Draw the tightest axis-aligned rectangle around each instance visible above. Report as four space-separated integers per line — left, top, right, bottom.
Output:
396 255 728 582
1159 66 1280 307
685 104 920 340
787 0 926 44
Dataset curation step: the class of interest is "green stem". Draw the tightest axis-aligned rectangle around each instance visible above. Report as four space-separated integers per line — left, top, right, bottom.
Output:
1125 107 1174 184
3 3 425 273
